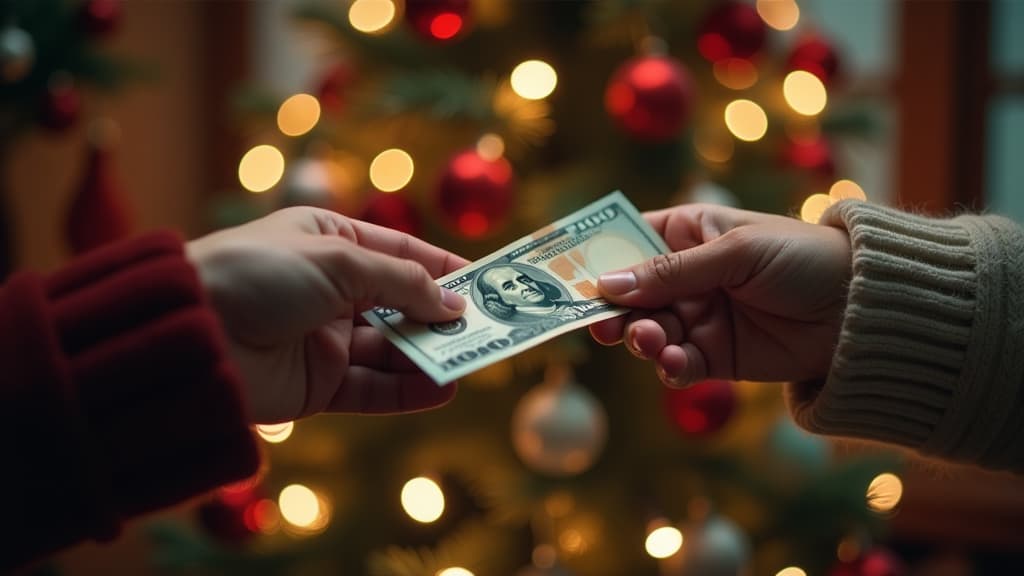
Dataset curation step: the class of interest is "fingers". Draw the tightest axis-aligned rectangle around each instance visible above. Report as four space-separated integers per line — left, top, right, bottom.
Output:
597 238 738 308
656 343 708 388
347 218 470 277
327 366 457 414
323 243 466 323
625 310 684 359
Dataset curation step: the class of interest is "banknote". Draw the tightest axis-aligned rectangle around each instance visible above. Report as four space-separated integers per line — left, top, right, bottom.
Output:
363 191 670 384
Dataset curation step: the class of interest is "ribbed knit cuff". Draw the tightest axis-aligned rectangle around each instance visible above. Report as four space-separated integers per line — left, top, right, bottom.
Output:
785 201 1024 471
47 232 261 520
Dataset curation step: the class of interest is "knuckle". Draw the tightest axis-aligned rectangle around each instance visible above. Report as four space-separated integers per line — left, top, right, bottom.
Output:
647 252 684 286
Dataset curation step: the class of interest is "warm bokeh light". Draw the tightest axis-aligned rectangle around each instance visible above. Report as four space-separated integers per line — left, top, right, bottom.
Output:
784 70 828 116
255 421 294 444
757 0 800 31
776 568 807 576
559 529 585 554
401 476 445 523
430 13 464 40
800 193 833 223
369 148 414 192
244 498 280 534
277 93 321 137
476 133 505 161
694 127 735 164
238 144 285 193
279 484 324 528
645 526 683 559
724 99 768 142
829 179 867 201
436 568 473 576
510 60 558 100
867 472 904 514
348 0 396 34
713 58 758 90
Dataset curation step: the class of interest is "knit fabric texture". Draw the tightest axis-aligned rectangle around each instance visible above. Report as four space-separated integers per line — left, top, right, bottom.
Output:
786 201 1024 472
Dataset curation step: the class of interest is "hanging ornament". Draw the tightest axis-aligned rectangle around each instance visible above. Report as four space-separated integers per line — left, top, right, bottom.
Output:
79 0 122 38
664 379 737 436
766 417 829 473
405 0 472 42
780 135 836 180
315 60 356 115
786 33 842 87
828 548 907 576
697 1 767 63
0 25 35 83
679 514 751 576
511 366 607 477
66 119 134 254
361 191 422 236
435 147 514 238
40 73 82 132
604 54 694 142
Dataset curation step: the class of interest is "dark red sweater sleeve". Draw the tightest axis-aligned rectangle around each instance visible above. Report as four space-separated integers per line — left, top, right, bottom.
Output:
1 232 260 571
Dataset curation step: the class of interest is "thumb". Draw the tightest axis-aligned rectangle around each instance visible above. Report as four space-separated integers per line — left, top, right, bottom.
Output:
325 243 466 322
596 235 741 308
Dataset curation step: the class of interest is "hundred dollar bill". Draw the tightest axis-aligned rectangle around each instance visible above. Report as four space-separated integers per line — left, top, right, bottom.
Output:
363 191 669 384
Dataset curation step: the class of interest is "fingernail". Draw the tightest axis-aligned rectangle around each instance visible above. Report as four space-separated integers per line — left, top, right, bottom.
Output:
598 271 636 295
440 286 465 311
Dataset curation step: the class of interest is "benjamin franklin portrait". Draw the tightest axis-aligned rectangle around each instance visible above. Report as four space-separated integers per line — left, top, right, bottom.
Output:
474 264 584 324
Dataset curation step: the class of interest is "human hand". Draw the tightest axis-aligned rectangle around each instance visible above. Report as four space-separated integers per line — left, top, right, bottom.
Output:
590 203 851 388
186 207 468 423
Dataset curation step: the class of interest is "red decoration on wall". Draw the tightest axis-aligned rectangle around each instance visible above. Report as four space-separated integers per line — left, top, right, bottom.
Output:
697 1 767 62
66 122 134 254
361 192 422 236
786 33 842 86
405 0 472 42
664 379 737 436
435 148 514 238
604 55 694 142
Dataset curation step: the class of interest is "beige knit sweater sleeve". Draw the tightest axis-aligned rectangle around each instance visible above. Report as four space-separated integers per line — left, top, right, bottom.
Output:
785 200 1024 472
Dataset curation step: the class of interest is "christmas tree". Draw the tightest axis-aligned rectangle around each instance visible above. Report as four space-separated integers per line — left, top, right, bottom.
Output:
153 1 905 575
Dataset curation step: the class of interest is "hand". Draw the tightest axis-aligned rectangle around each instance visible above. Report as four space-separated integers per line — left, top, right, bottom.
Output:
186 207 468 423
590 203 851 388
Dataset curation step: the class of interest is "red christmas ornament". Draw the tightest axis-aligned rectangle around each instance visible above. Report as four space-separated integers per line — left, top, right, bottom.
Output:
780 136 836 180
665 379 737 436
786 33 842 86
79 0 122 38
197 478 263 546
604 55 694 142
829 549 907 576
66 121 134 254
361 192 422 236
405 0 472 42
697 1 767 62
40 74 81 132
435 148 514 238
315 60 356 115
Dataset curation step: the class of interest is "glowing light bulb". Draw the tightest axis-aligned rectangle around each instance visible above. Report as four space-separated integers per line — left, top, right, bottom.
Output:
277 93 321 137
867 472 903 514
829 179 867 201
436 569 474 576
369 148 414 192
238 144 285 193
800 193 833 223
278 484 320 528
724 99 768 142
757 0 800 31
784 70 828 116
645 526 683 559
510 60 558 100
348 0 396 34
476 133 505 161
255 421 294 443
401 476 445 523
776 568 807 576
